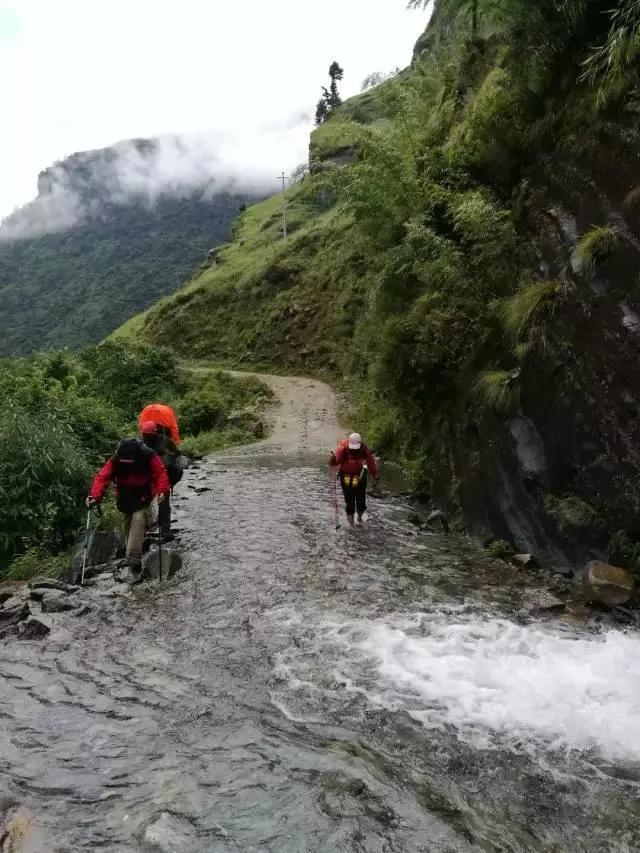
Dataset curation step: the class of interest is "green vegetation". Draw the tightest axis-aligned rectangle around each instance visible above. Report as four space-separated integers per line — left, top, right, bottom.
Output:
500 280 569 348
315 61 345 125
486 539 516 562
111 0 640 558
608 530 640 581
544 494 601 533
0 343 270 579
0 153 261 356
572 226 619 276
475 369 520 415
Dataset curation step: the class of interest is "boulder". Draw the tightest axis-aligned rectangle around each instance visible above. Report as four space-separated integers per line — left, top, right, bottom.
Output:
29 578 80 595
40 591 79 613
0 590 14 606
18 617 51 639
0 601 29 627
580 561 635 607
70 531 124 581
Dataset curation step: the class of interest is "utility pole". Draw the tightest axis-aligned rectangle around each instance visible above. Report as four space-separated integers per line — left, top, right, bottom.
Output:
278 171 288 239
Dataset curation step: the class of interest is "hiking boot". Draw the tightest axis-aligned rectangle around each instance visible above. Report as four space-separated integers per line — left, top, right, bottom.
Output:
128 559 144 586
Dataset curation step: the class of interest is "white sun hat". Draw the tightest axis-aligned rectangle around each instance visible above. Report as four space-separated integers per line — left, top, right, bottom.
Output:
348 432 362 450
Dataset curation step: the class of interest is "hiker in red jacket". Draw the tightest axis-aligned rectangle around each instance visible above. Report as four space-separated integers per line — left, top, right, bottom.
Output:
329 432 378 527
87 438 170 577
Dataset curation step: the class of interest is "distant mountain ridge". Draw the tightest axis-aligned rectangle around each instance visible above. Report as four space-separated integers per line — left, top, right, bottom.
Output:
0 136 265 356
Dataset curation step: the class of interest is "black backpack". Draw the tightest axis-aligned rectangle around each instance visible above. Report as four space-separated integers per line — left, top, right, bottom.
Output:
112 438 154 471
112 439 155 513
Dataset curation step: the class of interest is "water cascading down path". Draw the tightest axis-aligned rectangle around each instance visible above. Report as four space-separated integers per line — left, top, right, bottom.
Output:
2 374 640 851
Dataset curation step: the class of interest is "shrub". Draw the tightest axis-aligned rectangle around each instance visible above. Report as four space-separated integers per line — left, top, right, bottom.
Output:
572 225 619 275
177 389 226 436
0 406 90 564
474 369 520 414
500 280 569 343
80 340 184 415
3 548 70 582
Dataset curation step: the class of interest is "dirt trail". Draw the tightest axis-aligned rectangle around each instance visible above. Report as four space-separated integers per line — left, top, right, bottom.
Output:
189 365 344 454
231 370 344 454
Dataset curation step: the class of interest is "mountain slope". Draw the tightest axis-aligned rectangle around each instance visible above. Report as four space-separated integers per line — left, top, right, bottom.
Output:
118 1 640 573
0 138 263 355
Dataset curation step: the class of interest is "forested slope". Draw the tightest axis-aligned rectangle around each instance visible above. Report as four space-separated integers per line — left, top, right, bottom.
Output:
0 139 262 355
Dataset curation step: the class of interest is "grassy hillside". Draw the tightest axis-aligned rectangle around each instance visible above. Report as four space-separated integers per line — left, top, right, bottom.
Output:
0 140 262 356
119 0 640 572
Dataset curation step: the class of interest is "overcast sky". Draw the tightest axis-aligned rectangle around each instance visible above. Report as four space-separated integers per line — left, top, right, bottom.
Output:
0 0 430 219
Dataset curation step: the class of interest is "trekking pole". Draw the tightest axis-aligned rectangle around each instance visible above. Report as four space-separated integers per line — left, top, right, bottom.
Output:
157 516 163 582
80 502 102 586
80 509 92 587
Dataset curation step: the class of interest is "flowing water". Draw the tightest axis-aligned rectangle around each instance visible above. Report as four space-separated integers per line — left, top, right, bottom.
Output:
2 380 640 851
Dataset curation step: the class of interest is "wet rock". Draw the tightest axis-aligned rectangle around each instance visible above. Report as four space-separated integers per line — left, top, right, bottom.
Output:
0 624 19 641
40 590 79 613
512 553 536 568
142 549 183 580
77 562 112 583
29 578 80 595
522 591 565 615
427 509 450 534
0 601 29 627
71 531 124 581
17 616 51 640
0 590 14 606
143 812 197 851
580 561 635 607
71 605 92 618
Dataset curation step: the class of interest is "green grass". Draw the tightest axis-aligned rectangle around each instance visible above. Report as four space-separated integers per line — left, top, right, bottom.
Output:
474 369 520 414
2 548 70 582
572 225 619 275
500 280 569 343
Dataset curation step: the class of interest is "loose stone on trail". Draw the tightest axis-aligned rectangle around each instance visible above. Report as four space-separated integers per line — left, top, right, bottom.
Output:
40 590 79 613
580 561 635 607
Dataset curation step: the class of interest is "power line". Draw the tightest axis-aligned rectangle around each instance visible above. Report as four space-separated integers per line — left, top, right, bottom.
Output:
278 171 289 239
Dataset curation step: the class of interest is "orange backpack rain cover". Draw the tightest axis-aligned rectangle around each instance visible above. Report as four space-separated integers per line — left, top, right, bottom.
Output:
138 403 181 444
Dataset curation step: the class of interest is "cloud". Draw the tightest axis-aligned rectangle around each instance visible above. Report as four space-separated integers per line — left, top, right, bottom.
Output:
0 120 311 241
0 0 430 227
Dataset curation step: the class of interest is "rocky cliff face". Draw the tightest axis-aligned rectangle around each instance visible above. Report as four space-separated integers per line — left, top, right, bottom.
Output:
435 135 640 572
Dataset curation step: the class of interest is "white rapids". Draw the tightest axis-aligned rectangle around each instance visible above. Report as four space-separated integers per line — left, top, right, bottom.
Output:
274 610 640 763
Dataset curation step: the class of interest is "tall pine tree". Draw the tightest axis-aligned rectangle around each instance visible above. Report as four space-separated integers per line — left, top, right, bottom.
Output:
314 61 345 125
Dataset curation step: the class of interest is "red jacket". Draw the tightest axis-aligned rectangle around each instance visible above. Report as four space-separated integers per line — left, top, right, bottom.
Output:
89 454 170 503
333 443 378 478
